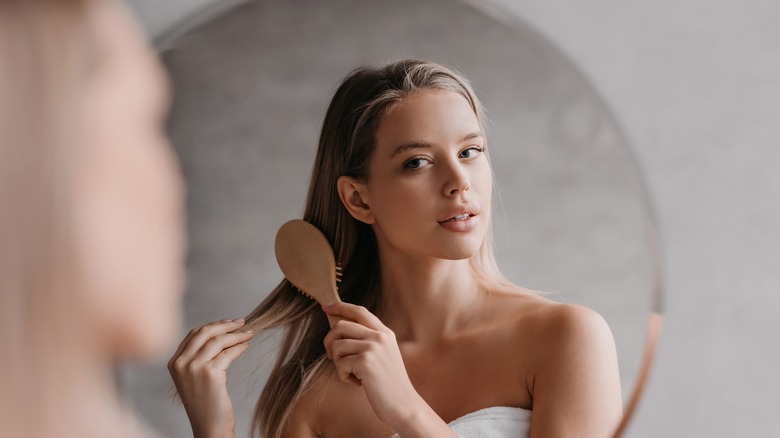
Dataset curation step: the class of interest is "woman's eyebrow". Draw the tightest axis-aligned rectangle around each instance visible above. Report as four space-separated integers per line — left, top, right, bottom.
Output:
461 131 483 142
389 132 483 159
390 141 430 158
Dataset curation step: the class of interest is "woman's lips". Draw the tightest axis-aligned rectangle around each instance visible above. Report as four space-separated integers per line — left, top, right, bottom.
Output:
441 213 472 223
438 213 479 232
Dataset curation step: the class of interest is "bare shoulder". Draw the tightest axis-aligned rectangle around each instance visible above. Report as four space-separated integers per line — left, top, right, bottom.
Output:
517 298 622 436
484 284 614 351
498 290 617 378
482 284 622 435
530 301 615 348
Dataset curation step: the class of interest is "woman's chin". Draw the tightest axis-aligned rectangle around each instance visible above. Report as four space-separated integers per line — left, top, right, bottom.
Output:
429 240 483 261
113 311 181 360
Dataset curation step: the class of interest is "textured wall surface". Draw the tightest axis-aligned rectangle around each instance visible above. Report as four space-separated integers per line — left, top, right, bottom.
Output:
124 0 780 436
483 1 780 436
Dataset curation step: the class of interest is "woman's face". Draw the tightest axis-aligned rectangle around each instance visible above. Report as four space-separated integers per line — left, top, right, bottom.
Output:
362 89 492 261
73 1 185 358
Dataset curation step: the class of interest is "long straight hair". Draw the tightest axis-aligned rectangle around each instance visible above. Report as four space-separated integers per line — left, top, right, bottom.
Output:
244 59 512 437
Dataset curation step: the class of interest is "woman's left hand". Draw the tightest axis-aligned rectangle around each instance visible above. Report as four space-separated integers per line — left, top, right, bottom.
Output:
322 302 421 428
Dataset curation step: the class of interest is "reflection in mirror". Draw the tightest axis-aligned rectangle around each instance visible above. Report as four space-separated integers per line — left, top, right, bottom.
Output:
119 0 663 436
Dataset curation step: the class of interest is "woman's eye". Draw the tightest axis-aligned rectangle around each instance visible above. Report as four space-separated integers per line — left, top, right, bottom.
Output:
459 146 483 159
403 157 431 169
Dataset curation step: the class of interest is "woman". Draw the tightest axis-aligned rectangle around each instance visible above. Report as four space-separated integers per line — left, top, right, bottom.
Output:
0 0 185 436
169 60 622 437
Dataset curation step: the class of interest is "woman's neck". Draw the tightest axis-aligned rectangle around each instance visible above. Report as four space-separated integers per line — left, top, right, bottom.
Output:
45 342 147 437
376 251 485 344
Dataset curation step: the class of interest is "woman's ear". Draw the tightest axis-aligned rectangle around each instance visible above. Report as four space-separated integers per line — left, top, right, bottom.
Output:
337 176 375 224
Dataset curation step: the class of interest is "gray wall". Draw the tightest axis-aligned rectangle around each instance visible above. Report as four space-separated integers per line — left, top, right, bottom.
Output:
485 1 780 436
125 0 780 436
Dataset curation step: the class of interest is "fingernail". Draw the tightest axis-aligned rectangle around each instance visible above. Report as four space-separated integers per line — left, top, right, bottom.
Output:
243 329 253 334
221 319 231 322
232 318 244 323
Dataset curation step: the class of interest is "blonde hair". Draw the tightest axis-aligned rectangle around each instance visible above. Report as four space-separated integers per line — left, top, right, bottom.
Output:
0 0 123 435
243 59 512 437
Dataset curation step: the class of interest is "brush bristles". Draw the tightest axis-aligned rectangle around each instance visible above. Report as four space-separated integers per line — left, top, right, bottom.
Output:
293 285 314 300
288 263 343 301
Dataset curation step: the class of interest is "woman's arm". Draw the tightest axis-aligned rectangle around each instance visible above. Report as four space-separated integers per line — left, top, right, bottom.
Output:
528 304 623 438
322 302 457 438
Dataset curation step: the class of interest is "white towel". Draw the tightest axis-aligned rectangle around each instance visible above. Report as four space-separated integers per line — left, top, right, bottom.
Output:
389 406 531 438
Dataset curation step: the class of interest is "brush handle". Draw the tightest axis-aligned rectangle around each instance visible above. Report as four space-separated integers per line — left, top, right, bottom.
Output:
326 314 346 328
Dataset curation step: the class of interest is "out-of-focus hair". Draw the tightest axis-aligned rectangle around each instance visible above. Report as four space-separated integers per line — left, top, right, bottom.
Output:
0 0 101 435
241 59 513 437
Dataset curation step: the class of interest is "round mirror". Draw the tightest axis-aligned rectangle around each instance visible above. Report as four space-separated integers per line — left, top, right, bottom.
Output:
119 0 663 436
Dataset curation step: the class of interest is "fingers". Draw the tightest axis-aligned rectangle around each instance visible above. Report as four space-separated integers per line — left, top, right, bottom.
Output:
320 305 403 390
191 330 255 367
322 302 384 331
330 338 370 359
325 319 370 338
171 318 231 360
323 319 374 358
175 318 247 363
211 340 251 371
166 320 252 438
332 354 364 386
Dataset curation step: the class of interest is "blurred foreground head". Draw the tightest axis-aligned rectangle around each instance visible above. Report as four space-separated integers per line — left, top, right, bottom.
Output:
0 0 185 435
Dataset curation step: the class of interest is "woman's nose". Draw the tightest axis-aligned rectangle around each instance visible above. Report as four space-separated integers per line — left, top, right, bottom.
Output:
442 162 471 196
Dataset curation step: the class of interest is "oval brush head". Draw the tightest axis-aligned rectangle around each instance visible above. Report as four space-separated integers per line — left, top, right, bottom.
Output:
274 219 343 326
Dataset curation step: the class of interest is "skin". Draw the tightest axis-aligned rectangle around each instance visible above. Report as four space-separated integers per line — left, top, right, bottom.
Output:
171 90 622 437
19 0 186 435
76 0 185 359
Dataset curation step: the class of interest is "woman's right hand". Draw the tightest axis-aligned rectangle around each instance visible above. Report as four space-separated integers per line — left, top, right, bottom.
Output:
168 318 255 438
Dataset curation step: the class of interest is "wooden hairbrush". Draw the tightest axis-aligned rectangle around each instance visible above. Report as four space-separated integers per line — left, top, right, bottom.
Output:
274 219 343 327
